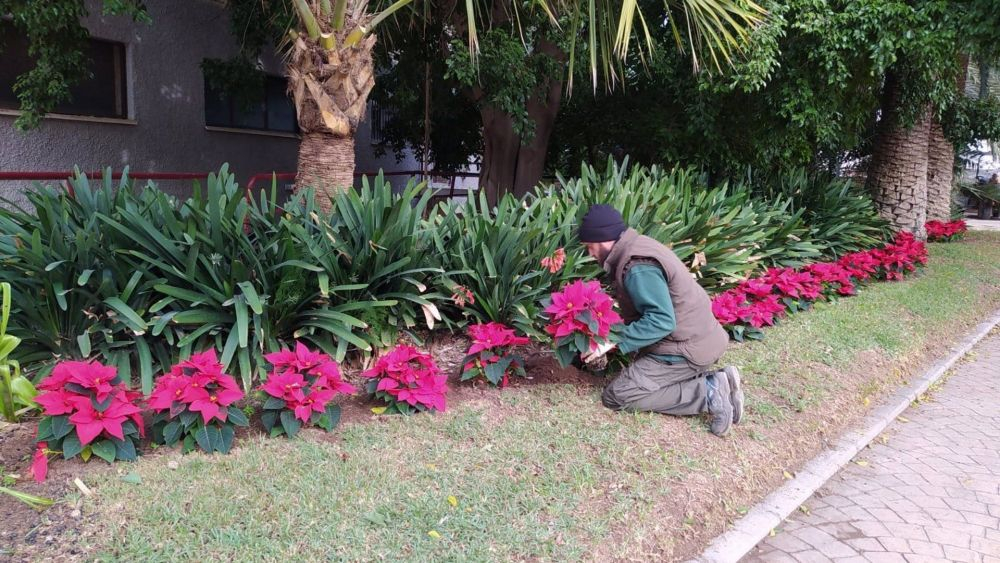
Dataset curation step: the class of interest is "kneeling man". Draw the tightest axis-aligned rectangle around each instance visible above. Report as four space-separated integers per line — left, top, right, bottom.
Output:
577 205 744 437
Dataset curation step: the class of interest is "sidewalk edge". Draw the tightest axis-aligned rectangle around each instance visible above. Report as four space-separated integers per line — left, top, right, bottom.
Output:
694 309 1000 563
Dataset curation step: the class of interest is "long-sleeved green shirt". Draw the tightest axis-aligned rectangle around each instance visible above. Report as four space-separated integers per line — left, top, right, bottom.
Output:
616 264 685 363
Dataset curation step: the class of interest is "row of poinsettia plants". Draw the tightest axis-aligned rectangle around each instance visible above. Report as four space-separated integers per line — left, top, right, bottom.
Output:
29 307 615 481
925 219 967 242
29 224 951 479
710 231 930 340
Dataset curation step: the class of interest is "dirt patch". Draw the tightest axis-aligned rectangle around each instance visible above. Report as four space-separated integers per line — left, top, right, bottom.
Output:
0 420 109 562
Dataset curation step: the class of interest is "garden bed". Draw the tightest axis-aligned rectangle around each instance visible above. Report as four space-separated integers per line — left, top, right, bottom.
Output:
3 231 1000 562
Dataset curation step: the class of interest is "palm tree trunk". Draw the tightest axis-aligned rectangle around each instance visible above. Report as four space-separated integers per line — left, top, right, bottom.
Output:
867 70 931 239
926 56 969 222
925 117 953 222
297 132 355 211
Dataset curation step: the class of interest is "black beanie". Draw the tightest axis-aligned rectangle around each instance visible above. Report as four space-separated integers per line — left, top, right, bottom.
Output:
578 204 627 243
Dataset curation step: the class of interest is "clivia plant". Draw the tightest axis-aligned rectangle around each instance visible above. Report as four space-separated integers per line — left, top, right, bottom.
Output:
148 350 247 454
460 323 530 387
543 280 622 367
32 361 144 481
363 345 448 414
259 342 356 438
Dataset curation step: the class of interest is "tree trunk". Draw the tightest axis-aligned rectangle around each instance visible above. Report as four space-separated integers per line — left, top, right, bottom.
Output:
479 108 522 207
980 60 991 100
925 55 968 223
477 40 564 206
286 13 376 212
478 92 561 205
867 71 931 239
925 117 954 222
296 133 355 211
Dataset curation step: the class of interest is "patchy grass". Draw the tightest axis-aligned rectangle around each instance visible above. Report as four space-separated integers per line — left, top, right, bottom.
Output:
23 232 1000 562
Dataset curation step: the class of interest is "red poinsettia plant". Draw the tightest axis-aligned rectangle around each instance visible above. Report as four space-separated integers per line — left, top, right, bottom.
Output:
712 231 929 341
363 345 448 414
148 350 248 454
460 323 530 387
543 280 623 367
259 342 356 438
31 361 144 482
925 219 967 242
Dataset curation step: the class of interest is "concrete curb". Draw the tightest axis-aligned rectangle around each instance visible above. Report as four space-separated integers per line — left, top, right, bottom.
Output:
693 309 1000 563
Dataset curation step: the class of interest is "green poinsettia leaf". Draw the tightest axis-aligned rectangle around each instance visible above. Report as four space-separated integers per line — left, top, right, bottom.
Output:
226 407 249 427
62 433 83 459
91 440 116 463
279 410 301 438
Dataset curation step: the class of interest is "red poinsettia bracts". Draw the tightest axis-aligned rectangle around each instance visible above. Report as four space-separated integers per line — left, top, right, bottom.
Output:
712 231 930 340
461 322 530 387
544 280 623 367
364 345 448 414
925 220 967 242
259 342 355 436
148 350 249 454
149 350 244 425
30 442 48 483
33 360 145 480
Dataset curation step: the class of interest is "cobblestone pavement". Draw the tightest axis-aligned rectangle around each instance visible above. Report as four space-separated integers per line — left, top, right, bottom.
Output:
745 334 1000 563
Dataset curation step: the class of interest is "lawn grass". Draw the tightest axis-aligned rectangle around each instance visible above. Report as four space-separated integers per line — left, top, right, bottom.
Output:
74 232 1000 562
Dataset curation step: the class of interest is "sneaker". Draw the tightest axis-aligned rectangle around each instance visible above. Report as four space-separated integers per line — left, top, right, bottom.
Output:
723 366 744 425
705 373 733 437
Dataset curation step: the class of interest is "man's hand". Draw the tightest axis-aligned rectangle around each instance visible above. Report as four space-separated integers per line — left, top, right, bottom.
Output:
581 341 616 364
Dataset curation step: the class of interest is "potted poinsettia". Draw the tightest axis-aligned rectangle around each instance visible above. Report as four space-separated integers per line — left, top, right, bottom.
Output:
259 342 356 438
460 322 530 387
148 350 248 454
363 345 448 414
543 280 623 368
31 361 144 481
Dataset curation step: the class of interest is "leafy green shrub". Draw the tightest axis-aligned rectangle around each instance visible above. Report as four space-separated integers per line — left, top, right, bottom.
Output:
548 159 824 289
322 175 449 346
95 167 312 390
0 171 172 388
429 192 593 338
754 169 890 257
0 168 438 390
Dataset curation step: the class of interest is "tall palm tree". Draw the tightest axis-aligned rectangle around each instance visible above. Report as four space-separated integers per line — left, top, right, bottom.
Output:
867 68 933 238
284 0 765 209
925 114 954 222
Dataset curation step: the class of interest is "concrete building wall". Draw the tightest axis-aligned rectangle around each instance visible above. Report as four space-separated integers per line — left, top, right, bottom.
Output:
0 0 418 207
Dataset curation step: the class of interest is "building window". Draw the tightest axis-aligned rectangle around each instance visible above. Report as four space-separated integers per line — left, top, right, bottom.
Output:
204 74 297 134
0 24 129 119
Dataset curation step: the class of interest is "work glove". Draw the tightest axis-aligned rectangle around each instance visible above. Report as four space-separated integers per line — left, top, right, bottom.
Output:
581 341 616 364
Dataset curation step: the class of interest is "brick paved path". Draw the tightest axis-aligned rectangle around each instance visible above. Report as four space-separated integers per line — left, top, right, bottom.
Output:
745 335 1000 563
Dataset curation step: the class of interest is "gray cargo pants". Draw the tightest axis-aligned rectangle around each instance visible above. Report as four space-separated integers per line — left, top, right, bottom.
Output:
601 355 711 415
